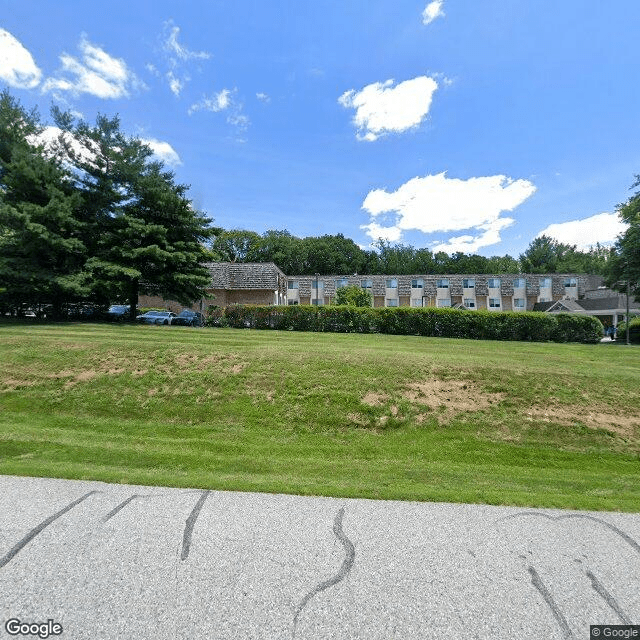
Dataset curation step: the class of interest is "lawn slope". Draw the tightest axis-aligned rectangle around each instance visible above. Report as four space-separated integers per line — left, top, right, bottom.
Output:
0 323 638 511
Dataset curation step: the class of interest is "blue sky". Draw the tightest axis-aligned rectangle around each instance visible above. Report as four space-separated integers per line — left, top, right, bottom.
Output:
1 0 637 256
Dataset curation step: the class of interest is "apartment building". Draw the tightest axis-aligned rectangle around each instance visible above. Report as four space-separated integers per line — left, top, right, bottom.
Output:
286 273 604 312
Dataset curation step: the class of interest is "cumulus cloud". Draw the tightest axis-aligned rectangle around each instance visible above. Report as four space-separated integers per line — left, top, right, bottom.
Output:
29 126 99 166
422 1 445 25
339 76 438 141
0 28 42 89
188 88 232 114
160 20 210 97
42 35 143 99
536 212 627 250
140 138 181 167
256 92 270 103
361 172 537 252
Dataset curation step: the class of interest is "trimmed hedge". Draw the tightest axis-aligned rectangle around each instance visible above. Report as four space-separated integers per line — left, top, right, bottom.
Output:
616 317 640 343
205 304 604 344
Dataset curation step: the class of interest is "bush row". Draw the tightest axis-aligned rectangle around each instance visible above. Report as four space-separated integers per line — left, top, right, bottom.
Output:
205 305 604 343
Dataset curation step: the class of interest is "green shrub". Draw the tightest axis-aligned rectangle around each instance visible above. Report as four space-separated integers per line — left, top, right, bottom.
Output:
205 305 603 343
616 317 640 343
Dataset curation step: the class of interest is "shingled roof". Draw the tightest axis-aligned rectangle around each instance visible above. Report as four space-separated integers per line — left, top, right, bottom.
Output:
203 262 285 290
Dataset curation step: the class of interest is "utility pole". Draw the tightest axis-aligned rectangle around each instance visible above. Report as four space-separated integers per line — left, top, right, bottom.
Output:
626 275 630 346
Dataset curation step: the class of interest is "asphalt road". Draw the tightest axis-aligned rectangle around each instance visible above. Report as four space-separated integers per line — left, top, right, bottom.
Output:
0 475 638 639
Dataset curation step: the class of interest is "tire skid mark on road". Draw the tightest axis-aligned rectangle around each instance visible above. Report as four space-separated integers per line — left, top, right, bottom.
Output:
586 570 632 624
0 491 99 569
181 490 210 561
528 566 575 640
498 512 640 557
102 494 142 522
292 507 355 639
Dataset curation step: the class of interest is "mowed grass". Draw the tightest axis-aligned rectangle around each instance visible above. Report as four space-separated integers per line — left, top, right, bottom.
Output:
0 322 639 511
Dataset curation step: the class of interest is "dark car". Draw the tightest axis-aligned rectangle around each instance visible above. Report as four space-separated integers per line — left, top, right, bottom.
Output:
136 310 176 325
171 310 205 327
107 304 131 322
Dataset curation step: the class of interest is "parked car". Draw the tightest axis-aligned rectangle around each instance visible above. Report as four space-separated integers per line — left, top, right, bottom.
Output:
136 310 176 325
107 304 131 322
171 310 205 327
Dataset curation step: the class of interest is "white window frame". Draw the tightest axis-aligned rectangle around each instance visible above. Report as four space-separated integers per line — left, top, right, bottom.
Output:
539 278 552 288
513 278 526 289
411 298 423 307
288 280 299 290
489 298 501 308
436 279 449 289
386 298 399 307
488 278 501 289
361 279 372 289
385 279 398 289
411 278 424 288
513 298 525 309
463 278 475 289
436 298 452 308
464 299 476 308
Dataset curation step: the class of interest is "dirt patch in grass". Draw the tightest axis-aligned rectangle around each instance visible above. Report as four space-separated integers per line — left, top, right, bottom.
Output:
525 404 640 438
403 379 504 417
362 392 389 407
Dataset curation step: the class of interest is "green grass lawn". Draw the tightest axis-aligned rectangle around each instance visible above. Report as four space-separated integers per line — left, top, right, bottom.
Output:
1 322 639 511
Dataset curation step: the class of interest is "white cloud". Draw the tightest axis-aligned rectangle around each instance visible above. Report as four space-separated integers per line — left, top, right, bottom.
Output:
0 28 42 89
166 71 185 97
159 20 210 96
163 21 210 63
188 88 250 138
42 35 143 99
422 1 445 25
536 212 627 250
188 88 232 114
339 76 438 141
29 126 99 166
256 92 270 103
361 172 536 252
141 138 181 167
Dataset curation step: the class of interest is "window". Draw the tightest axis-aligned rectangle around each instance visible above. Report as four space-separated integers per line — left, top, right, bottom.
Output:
411 298 423 307
385 279 398 289
288 280 299 290
488 278 501 289
464 299 476 308
288 300 299 305
386 299 398 307
436 278 449 289
489 298 501 308
513 298 525 309
361 279 372 288
411 278 424 288
312 280 324 289
335 278 348 289
436 298 451 308
538 297 550 303
564 277 577 288
539 277 552 288
513 278 526 289
463 278 475 289
311 299 324 306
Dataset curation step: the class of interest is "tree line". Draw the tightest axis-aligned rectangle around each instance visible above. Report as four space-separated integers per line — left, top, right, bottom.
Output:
0 90 213 319
210 229 614 276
